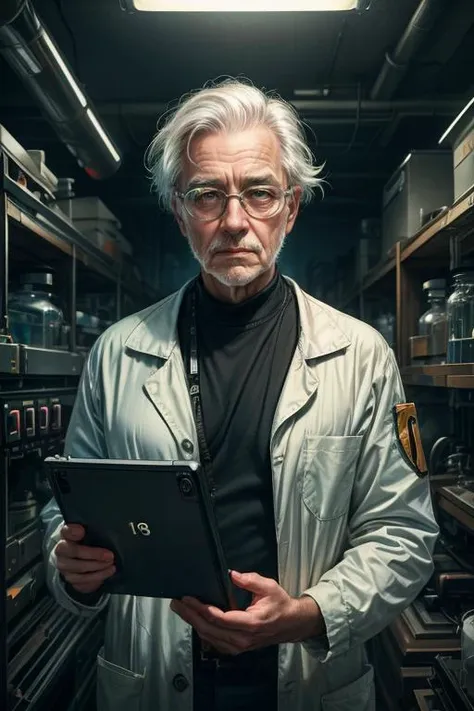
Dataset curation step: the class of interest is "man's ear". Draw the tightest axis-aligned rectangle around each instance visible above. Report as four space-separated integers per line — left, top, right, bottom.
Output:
171 195 187 237
285 185 302 235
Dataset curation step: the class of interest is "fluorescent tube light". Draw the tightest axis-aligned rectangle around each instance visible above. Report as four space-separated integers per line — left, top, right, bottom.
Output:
42 30 87 107
129 0 360 10
439 96 474 144
86 109 121 163
400 152 412 170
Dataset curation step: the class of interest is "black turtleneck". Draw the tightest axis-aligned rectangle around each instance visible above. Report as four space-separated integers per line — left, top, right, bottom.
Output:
178 271 298 615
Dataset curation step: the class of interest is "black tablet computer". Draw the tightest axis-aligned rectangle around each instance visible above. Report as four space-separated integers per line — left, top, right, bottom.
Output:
44 457 234 610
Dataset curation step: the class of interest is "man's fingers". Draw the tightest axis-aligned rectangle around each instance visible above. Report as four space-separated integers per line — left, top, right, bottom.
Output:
56 556 115 575
230 570 276 596
199 635 239 656
63 566 116 587
180 596 260 633
56 526 116 594
200 632 252 655
170 600 254 654
61 524 86 541
55 539 114 563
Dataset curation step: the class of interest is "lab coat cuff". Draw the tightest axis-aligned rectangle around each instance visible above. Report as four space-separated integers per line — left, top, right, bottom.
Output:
301 581 350 661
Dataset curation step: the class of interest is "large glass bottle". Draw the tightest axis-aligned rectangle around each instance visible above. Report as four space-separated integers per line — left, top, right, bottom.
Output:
447 270 474 363
9 271 65 349
418 279 446 335
418 279 447 358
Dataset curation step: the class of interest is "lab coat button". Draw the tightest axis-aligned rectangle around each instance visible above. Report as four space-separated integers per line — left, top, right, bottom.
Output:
172 674 189 692
182 439 194 454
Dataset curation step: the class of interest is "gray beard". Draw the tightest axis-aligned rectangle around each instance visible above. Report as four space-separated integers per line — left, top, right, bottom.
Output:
187 231 287 287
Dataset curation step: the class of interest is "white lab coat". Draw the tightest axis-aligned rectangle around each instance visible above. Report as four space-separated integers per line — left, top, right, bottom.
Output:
42 278 439 711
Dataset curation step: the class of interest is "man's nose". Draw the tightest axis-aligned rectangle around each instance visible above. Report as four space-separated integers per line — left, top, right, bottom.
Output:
220 195 249 235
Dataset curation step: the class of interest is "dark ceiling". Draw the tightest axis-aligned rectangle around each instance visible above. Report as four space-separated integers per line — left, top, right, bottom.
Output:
1 0 474 250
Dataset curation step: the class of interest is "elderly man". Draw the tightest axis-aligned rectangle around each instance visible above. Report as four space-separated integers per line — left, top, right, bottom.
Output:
42 80 438 711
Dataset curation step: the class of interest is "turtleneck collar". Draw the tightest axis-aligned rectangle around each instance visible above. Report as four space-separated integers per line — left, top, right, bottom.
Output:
195 270 287 329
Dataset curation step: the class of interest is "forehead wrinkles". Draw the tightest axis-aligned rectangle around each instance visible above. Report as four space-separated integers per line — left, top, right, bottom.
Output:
184 128 283 179
189 147 278 178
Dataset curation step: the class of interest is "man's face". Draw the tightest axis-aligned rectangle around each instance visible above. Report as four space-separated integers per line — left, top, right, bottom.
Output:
173 127 301 288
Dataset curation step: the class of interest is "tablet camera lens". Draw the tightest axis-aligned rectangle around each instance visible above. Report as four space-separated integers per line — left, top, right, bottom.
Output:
179 476 194 498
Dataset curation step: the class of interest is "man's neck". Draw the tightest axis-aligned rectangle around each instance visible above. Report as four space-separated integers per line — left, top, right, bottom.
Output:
201 267 276 304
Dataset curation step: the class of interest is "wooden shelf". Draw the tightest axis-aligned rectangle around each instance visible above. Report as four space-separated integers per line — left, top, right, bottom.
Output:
401 363 474 388
390 612 460 657
401 186 474 262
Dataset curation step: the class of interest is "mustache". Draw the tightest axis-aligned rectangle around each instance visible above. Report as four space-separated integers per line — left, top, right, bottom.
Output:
208 238 263 255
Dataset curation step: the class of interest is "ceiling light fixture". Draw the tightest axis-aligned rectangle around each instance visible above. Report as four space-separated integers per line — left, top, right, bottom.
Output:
0 0 121 178
86 109 121 163
42 30 88 108
121 0 363 11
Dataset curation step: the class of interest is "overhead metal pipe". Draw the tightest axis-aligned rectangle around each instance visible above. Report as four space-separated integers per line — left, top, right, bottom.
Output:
0 0 121 179
96 99 464 118
371 0 445 100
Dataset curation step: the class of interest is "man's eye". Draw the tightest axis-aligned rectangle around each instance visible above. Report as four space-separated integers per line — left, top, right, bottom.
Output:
248 188 275 200
193 190 220 203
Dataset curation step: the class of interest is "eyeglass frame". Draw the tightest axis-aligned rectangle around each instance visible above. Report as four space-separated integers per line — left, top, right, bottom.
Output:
174 184 294 222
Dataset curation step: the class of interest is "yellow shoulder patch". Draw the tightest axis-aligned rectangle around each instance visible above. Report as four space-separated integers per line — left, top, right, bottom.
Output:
393 403 428 477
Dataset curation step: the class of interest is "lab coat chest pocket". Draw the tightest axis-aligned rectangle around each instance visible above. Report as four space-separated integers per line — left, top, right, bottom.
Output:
96 647 145 711
301 435 362 520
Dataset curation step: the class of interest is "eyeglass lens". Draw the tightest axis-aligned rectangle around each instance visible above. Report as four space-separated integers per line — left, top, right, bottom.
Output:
184 186 285 220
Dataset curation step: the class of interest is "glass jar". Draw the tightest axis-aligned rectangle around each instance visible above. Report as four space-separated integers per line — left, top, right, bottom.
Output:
418 279 447 335
9 271 65 349
418 278 447 358
447 270 474 363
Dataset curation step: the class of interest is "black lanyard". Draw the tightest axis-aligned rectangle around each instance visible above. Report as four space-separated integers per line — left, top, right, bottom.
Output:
188 285 216 496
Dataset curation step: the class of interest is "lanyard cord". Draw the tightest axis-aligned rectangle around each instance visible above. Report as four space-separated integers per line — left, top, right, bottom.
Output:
188 285 216 497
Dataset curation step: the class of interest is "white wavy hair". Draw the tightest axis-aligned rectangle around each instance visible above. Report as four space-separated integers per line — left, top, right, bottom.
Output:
146 78 323 211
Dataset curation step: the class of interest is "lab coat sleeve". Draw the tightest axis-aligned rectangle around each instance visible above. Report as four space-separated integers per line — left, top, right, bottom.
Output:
41 338 111 616
302 347 439 661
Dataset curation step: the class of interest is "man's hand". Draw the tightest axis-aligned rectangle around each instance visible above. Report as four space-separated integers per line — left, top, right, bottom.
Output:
170 570 325 655
54 524 116 594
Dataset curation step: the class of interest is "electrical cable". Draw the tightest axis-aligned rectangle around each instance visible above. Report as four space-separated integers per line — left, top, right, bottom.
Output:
331 81 362 156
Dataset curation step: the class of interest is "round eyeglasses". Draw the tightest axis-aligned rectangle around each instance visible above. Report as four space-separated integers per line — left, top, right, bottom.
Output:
175 185 293 222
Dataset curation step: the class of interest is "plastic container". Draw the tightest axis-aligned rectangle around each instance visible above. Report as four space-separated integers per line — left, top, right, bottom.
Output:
9 271 65 349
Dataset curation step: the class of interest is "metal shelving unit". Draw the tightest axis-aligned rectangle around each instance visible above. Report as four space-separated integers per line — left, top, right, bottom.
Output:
0 135 154 710
0 145 158 376
3 171 158 320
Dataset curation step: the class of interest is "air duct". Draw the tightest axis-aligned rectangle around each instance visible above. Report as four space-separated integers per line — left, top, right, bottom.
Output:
0 0 121 179
371 0 444 100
